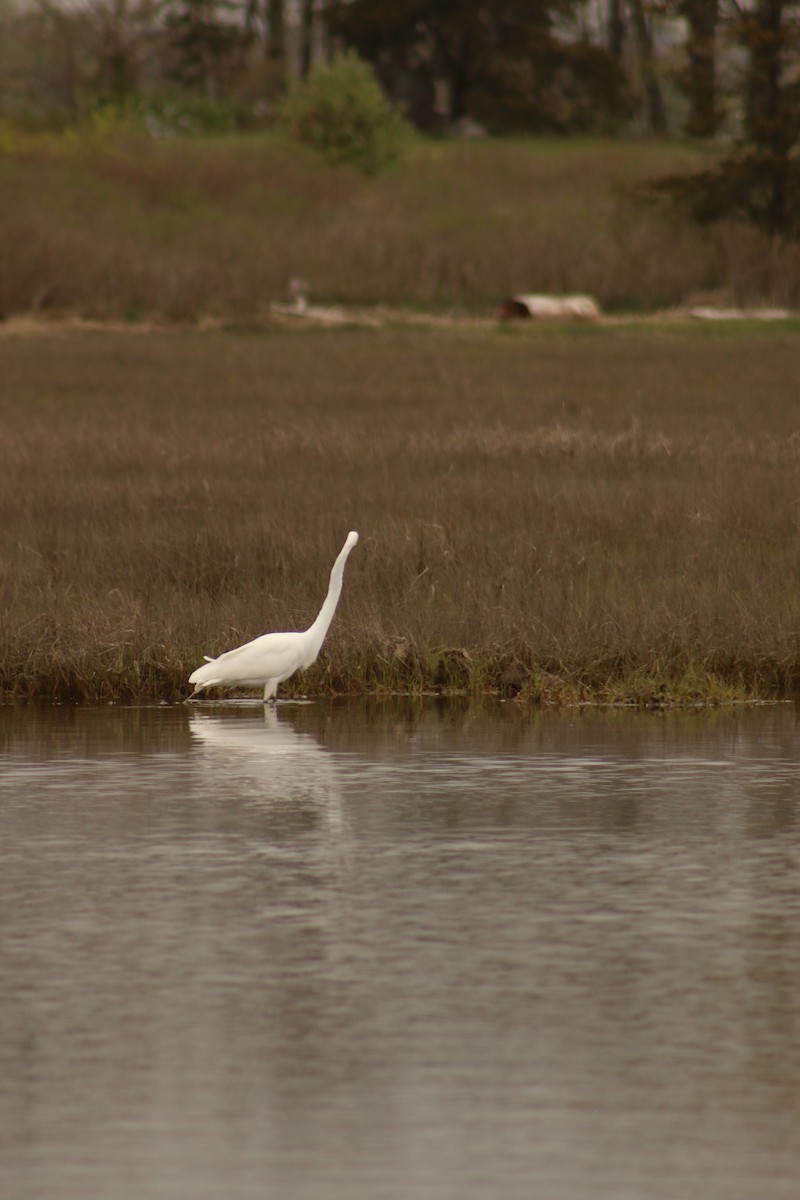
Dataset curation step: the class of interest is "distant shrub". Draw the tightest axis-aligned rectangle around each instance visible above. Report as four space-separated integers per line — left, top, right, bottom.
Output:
142 93 256 137
26 94 257 147
280 51 409 175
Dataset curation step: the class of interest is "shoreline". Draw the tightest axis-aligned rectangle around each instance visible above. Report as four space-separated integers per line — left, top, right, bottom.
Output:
1 305 799 339
1 665 796 708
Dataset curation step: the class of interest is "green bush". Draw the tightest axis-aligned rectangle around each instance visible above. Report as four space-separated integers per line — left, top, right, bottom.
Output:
280 51 409 175
142 93 257 137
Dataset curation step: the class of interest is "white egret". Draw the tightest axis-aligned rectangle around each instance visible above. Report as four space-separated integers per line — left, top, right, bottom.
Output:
188 531 358 703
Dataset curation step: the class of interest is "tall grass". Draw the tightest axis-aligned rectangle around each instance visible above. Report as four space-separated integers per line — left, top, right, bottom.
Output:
2 132 800 318
2 322 800 703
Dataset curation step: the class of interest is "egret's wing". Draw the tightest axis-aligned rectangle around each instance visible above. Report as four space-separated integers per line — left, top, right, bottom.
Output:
190 631 305 688
209 631 301 668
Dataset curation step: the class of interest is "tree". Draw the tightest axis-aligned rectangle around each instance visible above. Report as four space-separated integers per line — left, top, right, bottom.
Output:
326 0 494 126
241 0 288 98
266 0 286 77
649 0 800 235
327 0 632 132
161 0 248 96
736 0 800 231
627 0 668 132
679 0 719 135
608 0 627 58
299 0 315 77
0 0 155 117
87 0 149 101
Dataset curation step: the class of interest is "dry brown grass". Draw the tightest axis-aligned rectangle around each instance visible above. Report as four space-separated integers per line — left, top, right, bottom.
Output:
2 321 800 703
3 133 800 319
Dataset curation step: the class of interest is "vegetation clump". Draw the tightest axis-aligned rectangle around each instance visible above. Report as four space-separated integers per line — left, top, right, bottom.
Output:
279 51 410 175
646 0 800 240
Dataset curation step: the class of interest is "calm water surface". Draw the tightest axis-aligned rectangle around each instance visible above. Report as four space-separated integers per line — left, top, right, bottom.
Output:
1 700 800 1200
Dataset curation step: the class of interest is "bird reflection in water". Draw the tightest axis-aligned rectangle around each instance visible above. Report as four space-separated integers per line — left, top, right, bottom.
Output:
189 704 344 838
188 705 351 1022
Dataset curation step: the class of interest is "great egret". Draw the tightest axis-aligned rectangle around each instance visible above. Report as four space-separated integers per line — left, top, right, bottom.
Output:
188 531 359 703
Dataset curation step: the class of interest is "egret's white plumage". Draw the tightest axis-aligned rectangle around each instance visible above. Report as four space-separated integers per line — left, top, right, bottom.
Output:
188 531 358 703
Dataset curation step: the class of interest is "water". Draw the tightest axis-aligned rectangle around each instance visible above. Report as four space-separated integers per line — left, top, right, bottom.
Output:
2 699 800 1200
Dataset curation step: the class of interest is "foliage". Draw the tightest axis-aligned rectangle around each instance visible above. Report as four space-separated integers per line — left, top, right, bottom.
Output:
649 0 800 236
646 148 800 238
160 0 249 96
279 50 410 174
142 92 257 135
0 0 788 150
326 0 632 133
675 0 720 137
467 38 634 134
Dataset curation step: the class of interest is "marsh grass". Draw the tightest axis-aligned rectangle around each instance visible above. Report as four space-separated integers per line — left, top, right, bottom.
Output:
2 322 800 703
3 133 800 318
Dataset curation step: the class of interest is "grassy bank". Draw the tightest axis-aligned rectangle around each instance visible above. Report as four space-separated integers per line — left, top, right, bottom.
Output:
2 321 800 704
3 132 800 319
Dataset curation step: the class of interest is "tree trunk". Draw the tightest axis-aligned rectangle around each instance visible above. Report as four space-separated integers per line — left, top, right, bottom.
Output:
627 0 668 133
299 0 314 78
608 0 625 60
260 0 285 95
745 0 785 146
742 0 791 232
683 0 718 136
266 0 285 69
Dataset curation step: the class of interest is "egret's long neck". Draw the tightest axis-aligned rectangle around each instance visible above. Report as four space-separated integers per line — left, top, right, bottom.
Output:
302 542 352 665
